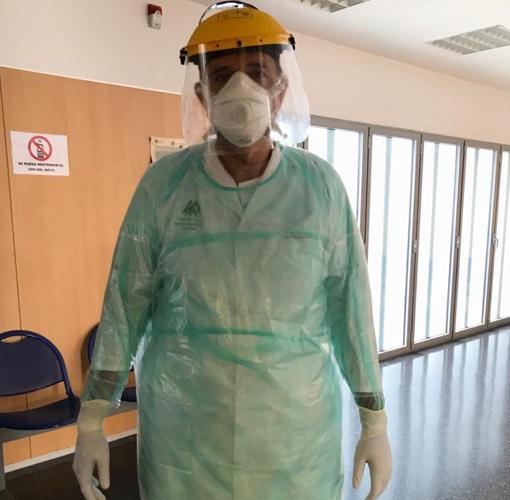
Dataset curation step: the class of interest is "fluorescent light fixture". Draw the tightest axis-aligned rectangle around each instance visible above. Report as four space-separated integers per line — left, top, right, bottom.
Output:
299 0 371 14
428 25 510 55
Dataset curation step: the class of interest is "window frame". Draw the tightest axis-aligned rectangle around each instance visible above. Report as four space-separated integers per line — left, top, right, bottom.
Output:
304 117 510 360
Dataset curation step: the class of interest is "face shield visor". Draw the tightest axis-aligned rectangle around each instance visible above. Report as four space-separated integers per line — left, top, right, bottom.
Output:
181 44 310 155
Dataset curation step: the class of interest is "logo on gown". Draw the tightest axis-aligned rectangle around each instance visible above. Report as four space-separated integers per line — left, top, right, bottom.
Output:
175 200 201 229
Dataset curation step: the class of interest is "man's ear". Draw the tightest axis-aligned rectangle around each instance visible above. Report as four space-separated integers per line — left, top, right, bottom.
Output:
195 82 206 108
271 76 288 114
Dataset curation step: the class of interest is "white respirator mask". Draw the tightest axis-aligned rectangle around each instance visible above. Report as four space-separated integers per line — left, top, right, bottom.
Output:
210 71 280 148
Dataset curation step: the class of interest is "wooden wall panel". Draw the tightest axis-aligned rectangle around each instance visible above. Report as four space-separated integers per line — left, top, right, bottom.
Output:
0 72 31 465
0 67 182 463
0 74 20 332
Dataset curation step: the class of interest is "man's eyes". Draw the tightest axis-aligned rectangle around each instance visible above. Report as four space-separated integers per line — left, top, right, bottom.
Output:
247 69 264 81
212 73 231 85
210 69 273 89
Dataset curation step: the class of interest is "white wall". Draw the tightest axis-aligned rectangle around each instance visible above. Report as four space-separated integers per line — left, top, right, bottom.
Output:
0 0 195 93
298 33 510 144
1 0 509 144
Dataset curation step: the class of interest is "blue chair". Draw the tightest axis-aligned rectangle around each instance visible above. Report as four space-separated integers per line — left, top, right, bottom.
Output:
0 330 80 430
87 325 137 402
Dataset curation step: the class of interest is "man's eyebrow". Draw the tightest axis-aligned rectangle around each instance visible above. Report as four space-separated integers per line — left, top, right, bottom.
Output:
209 65 231 75
208 61 268 76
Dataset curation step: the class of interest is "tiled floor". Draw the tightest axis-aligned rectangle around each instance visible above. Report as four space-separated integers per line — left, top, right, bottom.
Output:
5 437 138 500
6 327 510 499
343 326 510 499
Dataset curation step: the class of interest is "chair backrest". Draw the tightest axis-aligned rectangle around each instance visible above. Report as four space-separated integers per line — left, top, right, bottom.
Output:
0 330 75 399
86 324 98 364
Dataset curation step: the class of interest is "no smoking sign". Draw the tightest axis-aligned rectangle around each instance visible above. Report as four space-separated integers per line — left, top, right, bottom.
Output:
11 131 69 176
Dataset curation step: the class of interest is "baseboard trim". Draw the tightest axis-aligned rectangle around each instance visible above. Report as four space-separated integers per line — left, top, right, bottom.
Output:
5 428 137 473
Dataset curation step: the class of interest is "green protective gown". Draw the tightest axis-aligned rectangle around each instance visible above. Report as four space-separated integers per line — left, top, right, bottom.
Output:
83 143 384 500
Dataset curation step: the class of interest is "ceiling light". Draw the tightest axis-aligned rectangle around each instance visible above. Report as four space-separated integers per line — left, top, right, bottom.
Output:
428 25 510 55
299 0 371 14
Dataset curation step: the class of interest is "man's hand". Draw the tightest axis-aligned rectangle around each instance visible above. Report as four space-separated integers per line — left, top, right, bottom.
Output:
352 407 392 499
73 400 111 500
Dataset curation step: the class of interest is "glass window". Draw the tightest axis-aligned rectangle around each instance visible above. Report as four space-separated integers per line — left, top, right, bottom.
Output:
490 150 510 322
368 134 417 352
414 141 460 342
308 116 508 356
455 146 497 331
308 125 364 222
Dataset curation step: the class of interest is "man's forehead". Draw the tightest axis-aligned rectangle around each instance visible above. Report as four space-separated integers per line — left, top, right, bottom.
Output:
206 52 278 73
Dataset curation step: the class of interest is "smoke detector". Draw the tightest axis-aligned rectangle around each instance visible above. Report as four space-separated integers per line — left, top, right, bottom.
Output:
428 25 510 55
299 0 371 13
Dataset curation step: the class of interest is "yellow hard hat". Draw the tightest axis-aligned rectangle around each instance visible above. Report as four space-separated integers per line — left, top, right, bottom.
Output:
180 2 295 65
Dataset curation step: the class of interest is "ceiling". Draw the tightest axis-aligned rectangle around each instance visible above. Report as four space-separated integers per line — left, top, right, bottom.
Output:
191 0 510 91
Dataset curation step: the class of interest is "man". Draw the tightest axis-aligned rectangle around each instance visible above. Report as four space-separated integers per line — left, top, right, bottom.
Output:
73 2 392 499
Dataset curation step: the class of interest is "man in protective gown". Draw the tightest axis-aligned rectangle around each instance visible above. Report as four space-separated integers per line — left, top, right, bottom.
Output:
73 2 393 499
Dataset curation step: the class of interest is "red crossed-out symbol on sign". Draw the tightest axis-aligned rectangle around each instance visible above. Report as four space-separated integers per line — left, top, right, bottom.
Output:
28 135 53 162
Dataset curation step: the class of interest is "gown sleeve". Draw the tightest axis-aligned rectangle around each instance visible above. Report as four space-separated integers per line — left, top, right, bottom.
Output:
324 171 385 411
81 167 161 406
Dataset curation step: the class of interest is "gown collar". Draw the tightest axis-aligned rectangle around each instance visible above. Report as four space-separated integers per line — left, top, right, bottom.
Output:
204 145 281 188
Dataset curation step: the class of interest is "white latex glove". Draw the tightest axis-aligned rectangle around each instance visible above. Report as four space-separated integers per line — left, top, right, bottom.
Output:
352 407 392 500
73 400 111 500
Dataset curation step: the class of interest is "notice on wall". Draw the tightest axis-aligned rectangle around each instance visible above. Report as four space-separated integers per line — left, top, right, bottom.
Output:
10 131 69 176
150 136 186 162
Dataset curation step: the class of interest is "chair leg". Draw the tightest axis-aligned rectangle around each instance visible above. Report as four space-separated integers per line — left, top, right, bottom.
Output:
0 442 5 491
0 443 16 499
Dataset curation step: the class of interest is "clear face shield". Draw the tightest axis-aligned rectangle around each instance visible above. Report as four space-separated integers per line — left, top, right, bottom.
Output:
181 44 310 155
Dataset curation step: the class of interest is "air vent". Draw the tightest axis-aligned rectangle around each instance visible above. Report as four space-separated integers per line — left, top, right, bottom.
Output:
299 0 371 14
428 25 510 55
